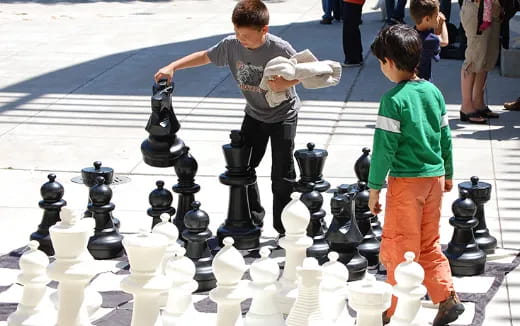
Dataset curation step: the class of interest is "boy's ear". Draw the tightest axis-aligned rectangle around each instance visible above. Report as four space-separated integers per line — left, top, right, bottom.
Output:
261 25 269 34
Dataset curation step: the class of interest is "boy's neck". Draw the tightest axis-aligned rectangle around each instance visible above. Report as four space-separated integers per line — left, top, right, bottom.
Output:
395 71 419 83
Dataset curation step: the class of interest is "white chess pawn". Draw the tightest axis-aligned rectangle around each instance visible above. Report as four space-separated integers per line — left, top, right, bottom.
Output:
120 231 171 326
348 274 392 326
7 241 55 326
209 237 249 326
162 247 199 326
286 257 331 326
321 251 353 325
47 209 97 326
244 247 284 326
388 252 426 326
277 193 313 314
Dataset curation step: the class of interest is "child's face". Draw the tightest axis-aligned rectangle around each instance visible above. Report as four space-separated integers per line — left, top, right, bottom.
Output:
233 25 268 50
423 8 439 29
378 58 395 82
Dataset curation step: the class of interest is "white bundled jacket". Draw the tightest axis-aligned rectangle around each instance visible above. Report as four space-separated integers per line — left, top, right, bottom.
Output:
259 49 342 107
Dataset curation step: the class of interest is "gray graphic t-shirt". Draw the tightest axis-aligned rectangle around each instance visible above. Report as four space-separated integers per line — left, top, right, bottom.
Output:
207 33 301 123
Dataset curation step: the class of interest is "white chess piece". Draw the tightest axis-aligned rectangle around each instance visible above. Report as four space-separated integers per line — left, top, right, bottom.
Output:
47 209 97 326
7 241 55 326
120 230 171 326
152 212 180 307
388 252 426 326
162 247 199 326
348 274 392 326
321 251 352 325
244 247 284 326
277 193 313 313
286 257 331 326
209 237 248 326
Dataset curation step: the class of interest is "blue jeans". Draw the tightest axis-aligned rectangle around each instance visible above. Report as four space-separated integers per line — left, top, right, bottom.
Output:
385 0 407 21
322 0 342 20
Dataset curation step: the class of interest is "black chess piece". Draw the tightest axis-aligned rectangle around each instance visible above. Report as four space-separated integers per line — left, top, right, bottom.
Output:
87 176 124 260
351 181 380 268
326 192 367 281
293 142 331 193
147 180 176 230
183 201 216 292
172 147 200 238
444 189 486 276
81 161 120 229
353 147 382 240
30 174 67 256
217 130 261 250
458 176 497 254
300 182 329 264
141 80 186 167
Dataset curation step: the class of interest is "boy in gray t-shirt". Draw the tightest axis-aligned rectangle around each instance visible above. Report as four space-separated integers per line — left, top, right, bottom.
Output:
155 0 301 236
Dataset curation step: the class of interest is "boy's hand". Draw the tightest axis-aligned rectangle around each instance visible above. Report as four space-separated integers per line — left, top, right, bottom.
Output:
368 189 382 215
154 65 175 84
267 75 299 93
444 179 453 192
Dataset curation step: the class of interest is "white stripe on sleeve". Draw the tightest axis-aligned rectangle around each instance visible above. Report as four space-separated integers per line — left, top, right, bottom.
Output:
375 115 401 133
441 114 449 127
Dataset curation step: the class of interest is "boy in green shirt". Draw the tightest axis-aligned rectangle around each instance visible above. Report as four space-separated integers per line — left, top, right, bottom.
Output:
368 24 464 326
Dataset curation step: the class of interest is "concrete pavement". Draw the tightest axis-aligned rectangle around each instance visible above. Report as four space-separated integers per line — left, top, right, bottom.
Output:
0 0 519 324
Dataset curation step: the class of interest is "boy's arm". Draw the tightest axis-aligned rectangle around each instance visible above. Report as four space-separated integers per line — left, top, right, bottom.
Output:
154 50 211 83
439 95 454 191
434 12 449 47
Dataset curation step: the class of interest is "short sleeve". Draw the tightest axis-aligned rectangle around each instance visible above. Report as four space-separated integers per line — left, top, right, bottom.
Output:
207 36 233 67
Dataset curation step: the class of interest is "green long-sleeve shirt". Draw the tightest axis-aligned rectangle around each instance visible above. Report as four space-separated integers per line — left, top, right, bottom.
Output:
367 80 453 190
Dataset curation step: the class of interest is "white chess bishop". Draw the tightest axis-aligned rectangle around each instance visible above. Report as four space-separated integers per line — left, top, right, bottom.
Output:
244 247 284 326
46 209 98 326
209 237 249 326
162 247 199 326
120 230 171 326
388 252 426 326
7 241 55 326
320 251 353 325
348 274 392 326
276 193 313 314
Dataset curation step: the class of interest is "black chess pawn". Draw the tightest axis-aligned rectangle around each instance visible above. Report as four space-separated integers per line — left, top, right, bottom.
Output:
300 183 329 264
147 180 176 229
458 176 497 254
30 174 67 256
353 147 382 240
183 201 216 292
444 190 486 276
141 80 187 167
293 142 330 193
87 176 124 259
326 192 367 281
172 147 200 238
80 161 120 229
351 181 380 268
217 130 261 250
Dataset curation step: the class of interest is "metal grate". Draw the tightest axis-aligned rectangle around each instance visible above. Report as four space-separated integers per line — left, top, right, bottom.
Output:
71 175 131 185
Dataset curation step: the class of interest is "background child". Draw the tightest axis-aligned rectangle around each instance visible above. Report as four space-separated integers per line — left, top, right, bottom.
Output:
368 24 464 326
154 0 300 237
410 0 449 81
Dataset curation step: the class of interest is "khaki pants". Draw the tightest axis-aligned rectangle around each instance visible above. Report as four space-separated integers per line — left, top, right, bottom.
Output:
381 176 454 316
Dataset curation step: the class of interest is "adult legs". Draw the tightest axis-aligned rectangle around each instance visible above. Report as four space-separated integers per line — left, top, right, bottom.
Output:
393 0 407 21
472 71 488 110
385 0 396 23
342 2 363 64
321 0 333 22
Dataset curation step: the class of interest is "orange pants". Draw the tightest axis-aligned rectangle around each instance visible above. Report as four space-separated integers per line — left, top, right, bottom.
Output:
380 176 454 317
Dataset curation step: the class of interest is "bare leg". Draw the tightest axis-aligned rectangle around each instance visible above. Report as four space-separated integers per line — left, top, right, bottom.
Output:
472 71 487 110
460 66 486 122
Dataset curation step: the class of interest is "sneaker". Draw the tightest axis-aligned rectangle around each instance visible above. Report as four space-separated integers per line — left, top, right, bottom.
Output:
341 61 363 68
504 97 520 111
432 291 465 326
320 17 333 24
382 311 390 325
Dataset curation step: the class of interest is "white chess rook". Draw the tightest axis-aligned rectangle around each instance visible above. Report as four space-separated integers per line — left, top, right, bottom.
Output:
244 247 284 326
277 193 313 314
320 251 352 325
7 241 55 326
46 209 97 326
162 247 199 326
348 274 392 326
209 237 249 326
388 252 426 326
120 231 171 326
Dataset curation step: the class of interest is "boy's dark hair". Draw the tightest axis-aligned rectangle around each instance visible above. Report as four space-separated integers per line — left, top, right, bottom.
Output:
371 25 422 73
410 0 439 24
232 0 269 29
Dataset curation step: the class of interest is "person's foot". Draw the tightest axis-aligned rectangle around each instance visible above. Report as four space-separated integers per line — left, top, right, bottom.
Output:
320 17 333 24
504 97 520 111
477 106 499 118
386 17 402 25
459 110 487 124
341 61 363 68
432 291 465 326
